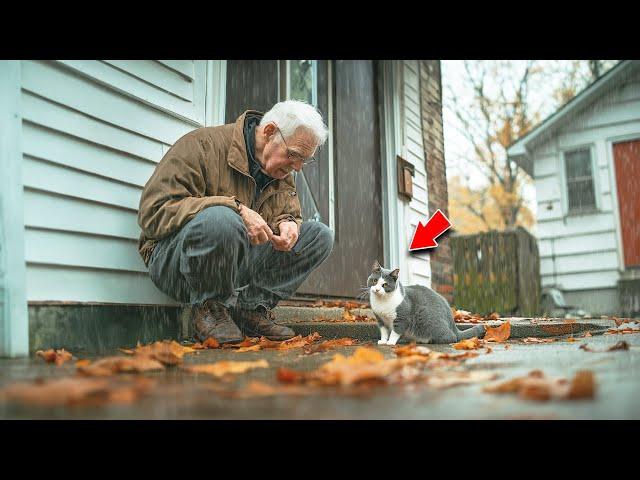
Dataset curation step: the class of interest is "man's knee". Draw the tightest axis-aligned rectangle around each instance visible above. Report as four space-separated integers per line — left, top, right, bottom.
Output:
301 221 334 255
186 206 246 245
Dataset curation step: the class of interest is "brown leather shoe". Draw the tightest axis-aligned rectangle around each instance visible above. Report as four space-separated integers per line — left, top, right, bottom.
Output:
192 300 243 344
231 306 295 341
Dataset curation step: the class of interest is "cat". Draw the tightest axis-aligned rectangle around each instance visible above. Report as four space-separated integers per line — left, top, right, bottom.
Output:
367 260 488 345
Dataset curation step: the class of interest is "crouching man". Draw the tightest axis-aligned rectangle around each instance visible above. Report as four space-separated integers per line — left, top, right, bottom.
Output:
137 100 334 344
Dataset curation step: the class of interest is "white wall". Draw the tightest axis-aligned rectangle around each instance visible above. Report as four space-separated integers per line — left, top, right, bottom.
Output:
399 60 432 287
20 60 221 304
533 67 640 292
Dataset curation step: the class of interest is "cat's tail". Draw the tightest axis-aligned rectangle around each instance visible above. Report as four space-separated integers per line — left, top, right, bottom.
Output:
456 324 486 341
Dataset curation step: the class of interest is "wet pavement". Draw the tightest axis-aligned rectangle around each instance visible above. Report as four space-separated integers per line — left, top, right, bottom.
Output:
1 331 639 419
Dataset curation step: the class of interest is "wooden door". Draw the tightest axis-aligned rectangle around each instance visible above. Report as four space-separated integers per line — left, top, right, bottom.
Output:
297 60 384 298
613 139 640 268
225 60 384 298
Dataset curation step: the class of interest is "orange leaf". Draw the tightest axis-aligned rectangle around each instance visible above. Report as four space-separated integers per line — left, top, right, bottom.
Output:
452 337 482 350
77 356 165 376
484 321 511 343
303 338 358 354
183 359 269 377
75 359 91 368
36 348 73 366
342 309 356 321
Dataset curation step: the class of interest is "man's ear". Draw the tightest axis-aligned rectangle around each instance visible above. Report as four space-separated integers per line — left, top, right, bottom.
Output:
390 268 400 279
262 122 277 140
372 260 381 272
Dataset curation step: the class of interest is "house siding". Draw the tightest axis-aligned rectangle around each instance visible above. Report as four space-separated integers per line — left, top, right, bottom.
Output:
400 60 432 287
419 60 452 302
533 65 640 302
20 60 212 304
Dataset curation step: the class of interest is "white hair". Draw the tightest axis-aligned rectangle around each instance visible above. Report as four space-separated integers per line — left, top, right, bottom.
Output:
260 100 329 146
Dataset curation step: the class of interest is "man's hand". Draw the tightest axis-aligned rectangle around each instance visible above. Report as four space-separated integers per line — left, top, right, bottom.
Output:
271 221 299 251
238 204 274 245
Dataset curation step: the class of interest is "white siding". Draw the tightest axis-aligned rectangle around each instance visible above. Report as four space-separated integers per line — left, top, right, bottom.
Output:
20 60 212 304
400 61 432 287
532 66 640 292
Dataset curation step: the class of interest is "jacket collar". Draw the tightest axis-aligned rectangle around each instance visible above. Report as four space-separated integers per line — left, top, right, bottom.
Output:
226 110 264 175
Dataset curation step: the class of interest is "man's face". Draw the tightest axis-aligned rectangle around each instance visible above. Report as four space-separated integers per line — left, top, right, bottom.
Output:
260 124 318 179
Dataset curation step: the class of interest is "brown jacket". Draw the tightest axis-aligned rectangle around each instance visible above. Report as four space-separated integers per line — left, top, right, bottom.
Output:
137 111 302 266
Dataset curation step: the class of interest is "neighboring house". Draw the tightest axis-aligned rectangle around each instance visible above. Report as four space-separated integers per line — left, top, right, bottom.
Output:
0 60 450 357
507 60 640 316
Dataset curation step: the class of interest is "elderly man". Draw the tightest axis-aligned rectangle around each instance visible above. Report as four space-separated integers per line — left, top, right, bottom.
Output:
137 100 334 344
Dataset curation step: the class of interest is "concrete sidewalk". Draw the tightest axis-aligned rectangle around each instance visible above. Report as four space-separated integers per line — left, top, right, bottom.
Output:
1 330 639 419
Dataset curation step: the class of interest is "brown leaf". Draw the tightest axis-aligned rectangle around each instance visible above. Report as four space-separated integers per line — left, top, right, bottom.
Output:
235 344 263 353
452 337 482 350
182 359 269 377
342 309 356 321
222 337 260 349
486 312 500 320
484 370 596 402
483 321 511 343
580 341 629 353
303 338 358 354
77 356 165 376
520 337 556 344
130 340 195 365
504 344 512 350
191 337 221 350
36 348 73 366
0 376 154 407
566 371 595 399
393 344 433 357
566 337 577 342
425 371 499 389
210 380 314 399
583 331 592 337
75 359 91 368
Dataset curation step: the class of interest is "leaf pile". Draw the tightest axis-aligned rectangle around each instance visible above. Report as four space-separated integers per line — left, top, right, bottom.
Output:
276 346 489 388
452 308 501 324
222 333 325 353
605 320 640 335
36 349 73 366
483 369 596 401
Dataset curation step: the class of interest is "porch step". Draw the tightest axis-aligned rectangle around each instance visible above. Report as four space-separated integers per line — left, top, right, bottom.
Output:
276 306 615 340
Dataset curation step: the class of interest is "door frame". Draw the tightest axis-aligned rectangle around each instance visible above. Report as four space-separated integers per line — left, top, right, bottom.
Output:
0 61 29 357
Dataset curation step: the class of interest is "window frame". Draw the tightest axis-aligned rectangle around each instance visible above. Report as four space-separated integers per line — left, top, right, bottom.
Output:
560 144 599 216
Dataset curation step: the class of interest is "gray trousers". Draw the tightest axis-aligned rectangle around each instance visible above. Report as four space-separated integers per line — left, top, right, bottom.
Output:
148 206 334 310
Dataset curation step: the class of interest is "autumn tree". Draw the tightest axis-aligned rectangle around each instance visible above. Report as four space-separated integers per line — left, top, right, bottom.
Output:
445 60 619 234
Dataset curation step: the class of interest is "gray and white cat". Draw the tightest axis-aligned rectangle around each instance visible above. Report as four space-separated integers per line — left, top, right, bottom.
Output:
367 260 487 345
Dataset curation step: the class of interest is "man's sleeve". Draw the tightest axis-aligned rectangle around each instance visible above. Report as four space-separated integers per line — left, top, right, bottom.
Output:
272 190 303 233
137 136 240 240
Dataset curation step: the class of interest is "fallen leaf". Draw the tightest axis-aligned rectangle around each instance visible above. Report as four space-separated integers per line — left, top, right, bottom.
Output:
580 341 629 353
183 359 269 377
485 346 493 354
452 337 482 350
484 321 511 343
342 309 356 321
77 356 165 376
303 338 358 354
520 337 556 344
504 344 512 350
222 337 260 349
36 348 73 366
583 332 592 337
483 370 596 402
0 376 154 407
486 312 500 320
128 340 195 365
192 337 221 350
393 344 433 357
75 359 91 368
567 337 577 342
208 380 314 399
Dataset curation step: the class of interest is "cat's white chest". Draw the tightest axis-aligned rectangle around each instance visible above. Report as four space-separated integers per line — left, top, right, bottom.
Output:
370 288 403 327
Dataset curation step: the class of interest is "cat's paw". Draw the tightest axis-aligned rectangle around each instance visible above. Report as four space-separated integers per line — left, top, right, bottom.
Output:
377 339 388 345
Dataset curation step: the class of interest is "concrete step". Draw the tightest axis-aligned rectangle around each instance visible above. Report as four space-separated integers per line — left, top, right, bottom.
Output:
274 306 616 340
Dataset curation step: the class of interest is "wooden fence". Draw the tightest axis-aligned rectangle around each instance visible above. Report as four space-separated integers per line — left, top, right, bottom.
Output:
451 227 541 317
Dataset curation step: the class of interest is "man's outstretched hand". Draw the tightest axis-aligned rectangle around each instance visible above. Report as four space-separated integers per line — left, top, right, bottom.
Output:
238 204 274 245
271 221 299 251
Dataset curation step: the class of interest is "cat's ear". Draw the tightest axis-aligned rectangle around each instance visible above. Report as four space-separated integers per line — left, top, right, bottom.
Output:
390 268 400 280
372 260 381 272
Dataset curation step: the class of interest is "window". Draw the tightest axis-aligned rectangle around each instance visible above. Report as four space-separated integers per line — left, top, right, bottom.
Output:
287 60 317 106
564 148 596 212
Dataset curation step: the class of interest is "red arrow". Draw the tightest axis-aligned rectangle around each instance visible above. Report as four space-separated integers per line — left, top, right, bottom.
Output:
409 209 452 251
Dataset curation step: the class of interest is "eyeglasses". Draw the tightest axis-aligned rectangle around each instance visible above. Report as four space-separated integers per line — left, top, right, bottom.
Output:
275 126 317 166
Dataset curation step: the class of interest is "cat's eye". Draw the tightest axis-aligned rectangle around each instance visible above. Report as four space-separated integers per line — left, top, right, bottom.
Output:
383 283 388 288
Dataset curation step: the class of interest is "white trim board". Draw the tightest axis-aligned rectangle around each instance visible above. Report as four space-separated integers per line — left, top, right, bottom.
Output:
0 61 29 357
